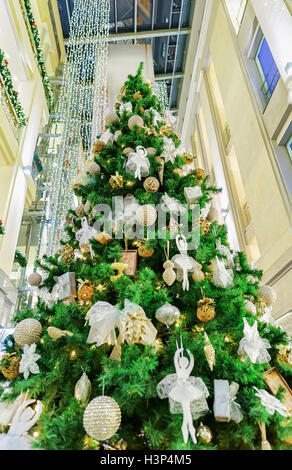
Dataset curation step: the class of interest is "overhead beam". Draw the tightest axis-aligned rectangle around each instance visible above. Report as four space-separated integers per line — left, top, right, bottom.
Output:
155 72 184 80
64 27 191 45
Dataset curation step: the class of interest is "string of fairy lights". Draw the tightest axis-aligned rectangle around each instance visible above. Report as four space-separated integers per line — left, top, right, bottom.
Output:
36 0 110 257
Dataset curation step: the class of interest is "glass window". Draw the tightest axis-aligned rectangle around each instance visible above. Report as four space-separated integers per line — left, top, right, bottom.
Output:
255 36 280 101
117 0 134 32
137 0 153 31
286 135 292 162
154 0 172 29
224 0 247 35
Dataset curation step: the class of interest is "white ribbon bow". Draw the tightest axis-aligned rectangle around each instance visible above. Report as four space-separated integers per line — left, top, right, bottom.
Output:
238 318 271 364
229 382 243 423
86 301 122 347
75 217 97 258
119 101 133 115
126 146 150 180
254 387 289 417
161 193 186 215
99 129 114 145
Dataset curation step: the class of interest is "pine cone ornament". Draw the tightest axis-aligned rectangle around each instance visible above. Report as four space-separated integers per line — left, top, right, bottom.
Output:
197 298 216 323
1 353 21 379
61 244 75 264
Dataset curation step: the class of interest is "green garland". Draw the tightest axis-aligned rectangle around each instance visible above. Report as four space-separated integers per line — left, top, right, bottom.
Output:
19 0 54 110
0 49 27 127
14 249 28 268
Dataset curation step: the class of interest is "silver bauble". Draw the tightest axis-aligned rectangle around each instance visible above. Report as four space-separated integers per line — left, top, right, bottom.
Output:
155 302 180 326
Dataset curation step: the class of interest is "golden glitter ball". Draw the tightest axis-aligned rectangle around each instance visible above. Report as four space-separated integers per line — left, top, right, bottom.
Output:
133 91 142 100
92 141 106 154
78 284 94 302
159 125 172 136
61 244 75 264
183 153 194 164
138 244 154 258
83 396 121 441
123 147 134 157
196 423 213 444
14 318 42 346
1 354 21 379
96 231 112 244
197 299 216 323
143 176 160 193
87 162 101 176
28 272 42 286
128 115 144 130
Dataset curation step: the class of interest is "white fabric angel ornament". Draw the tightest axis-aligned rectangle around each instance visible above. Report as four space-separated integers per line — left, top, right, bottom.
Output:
211 256 234 288
126 146 150 180
171 234 197 290
238 318 271 364
75 217 97 258
157 340 209 444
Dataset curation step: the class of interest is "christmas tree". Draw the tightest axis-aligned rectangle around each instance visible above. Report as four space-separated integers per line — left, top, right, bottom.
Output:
1 64 292 451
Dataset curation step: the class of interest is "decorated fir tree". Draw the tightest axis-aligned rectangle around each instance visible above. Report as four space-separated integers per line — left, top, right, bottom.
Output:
1 64 292 451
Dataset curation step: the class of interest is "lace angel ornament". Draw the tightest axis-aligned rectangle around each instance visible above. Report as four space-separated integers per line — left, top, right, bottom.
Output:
237 318 271 364
157 339 209 444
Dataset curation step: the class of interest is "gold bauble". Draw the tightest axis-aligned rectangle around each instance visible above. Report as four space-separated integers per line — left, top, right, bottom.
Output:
136 205 157 226
196 422 213 444
109 172 124 189
173 168 185 177
110 262 128 282
75 372 92 405
96 231 112 244
92 141 106 154
197 298 216 323
61 244 75 264
87 162 101 176
195 168 206 180
133 91 142 100
14 318 42 346
1 353 21 379
105 112 120 126
78 284 94 302
128 115 144 130
83 396 121 441
28 272 42 286
138 244 154 258
143 176 160 193
192 270 205 282
123 147 134 157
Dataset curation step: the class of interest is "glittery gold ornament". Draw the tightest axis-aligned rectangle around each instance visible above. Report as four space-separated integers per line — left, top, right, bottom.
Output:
75 372 92 405
258 285 277 306
61 244 75 264
28 272 42 286
128 115 144 130
195 168 206 180
200 218 211 235
136 205 157 226
140 106 144 114
96 231 112 244
203 332 215 371
133 91 142 100
192 268 205 282
162 260 176 286
47 326 73 341
80 244 91 254
109 172 124 189
83 396 121 441
143 176 160 193
183 153 194 164
76 204 85 219
123 147 134 158
110 262 128 282
172 168 185 177
159 125 172 136
197 298 216 323
1 353 20 379
78 283 94 303
14 318 42 346
255 299 267 316
196 422 213 444
138 243 154 258
92 140 106 154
